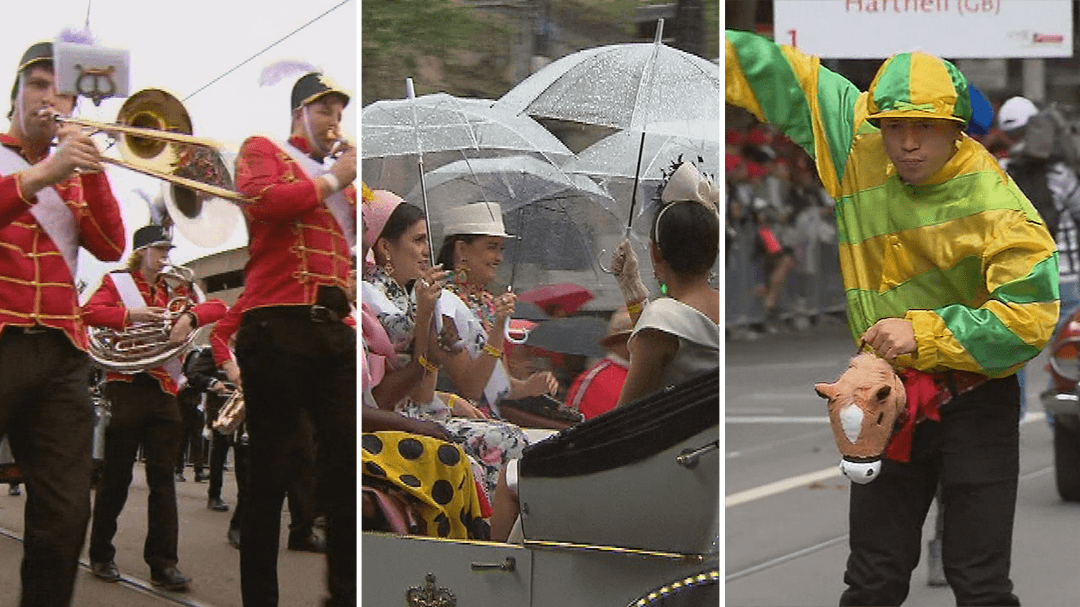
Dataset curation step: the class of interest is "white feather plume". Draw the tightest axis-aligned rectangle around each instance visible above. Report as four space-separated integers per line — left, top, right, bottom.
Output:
259 60 320 87
133 188 170 228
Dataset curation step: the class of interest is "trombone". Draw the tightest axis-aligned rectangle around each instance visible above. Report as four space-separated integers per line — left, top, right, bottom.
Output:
46 88 249 204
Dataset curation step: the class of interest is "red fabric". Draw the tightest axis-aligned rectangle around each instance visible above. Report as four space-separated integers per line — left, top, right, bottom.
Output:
884 368 989 462
517 283 593 317
235 135 354 311
0 134 126 351
758 225 782 254
83 271 227 395
210 295 246 367
726 153 744 172
746 161 769 179
566 357 629 420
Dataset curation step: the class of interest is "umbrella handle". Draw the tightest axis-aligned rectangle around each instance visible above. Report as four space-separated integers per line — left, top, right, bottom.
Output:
596 249 615 275
503 316 530 345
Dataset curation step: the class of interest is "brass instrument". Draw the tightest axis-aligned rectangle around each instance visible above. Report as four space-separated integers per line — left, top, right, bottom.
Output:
47 88 249 204
87 264 205 373
327 126 353 160
213 388 246 435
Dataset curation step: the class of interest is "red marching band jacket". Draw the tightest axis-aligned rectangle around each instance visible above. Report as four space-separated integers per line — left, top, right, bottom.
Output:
209 294 245 368
234 135 355 311
0 134 126 350
82 271 227 395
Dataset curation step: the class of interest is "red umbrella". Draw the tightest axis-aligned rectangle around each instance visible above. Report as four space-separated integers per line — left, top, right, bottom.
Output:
517 283 594 317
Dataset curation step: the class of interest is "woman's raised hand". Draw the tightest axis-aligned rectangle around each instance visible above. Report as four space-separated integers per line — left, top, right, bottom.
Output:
414 265 449 319
492 290 516 322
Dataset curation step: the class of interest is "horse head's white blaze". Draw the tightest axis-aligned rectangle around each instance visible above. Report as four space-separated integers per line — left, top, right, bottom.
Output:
814 353 907 484
838 402 863 443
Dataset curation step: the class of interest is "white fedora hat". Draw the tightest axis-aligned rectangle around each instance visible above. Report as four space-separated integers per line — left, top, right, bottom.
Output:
443 202 516 238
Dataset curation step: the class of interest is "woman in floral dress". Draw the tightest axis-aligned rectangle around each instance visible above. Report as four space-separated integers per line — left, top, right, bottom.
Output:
361 190 530 496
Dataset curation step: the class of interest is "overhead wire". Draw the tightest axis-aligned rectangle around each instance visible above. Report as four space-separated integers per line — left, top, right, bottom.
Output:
182 0 351 102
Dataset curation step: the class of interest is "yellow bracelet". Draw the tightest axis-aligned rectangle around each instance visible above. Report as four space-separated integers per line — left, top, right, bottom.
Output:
482 344 503 359
416 355 439 373
626 300 645 319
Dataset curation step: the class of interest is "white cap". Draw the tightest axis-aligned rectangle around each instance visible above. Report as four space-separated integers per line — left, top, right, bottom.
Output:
997 96 1039 132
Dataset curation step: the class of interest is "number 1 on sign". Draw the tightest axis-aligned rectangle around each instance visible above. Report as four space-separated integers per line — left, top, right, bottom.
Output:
788 29 797 48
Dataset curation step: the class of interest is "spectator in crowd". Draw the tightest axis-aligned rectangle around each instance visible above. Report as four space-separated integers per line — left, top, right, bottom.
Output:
564 306 633 420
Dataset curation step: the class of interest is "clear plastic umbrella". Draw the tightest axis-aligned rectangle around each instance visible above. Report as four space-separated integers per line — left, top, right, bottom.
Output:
565 120 720 233
494 25 719 132
403 155 632 309
361 92 573 199
496 21 719 241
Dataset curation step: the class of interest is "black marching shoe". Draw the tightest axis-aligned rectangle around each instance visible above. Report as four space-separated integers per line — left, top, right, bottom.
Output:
227 527 241 549
207 497 229 512
193 470 208 483
150 567 190 592
174 471 186 482
287 531 327 553
90 560 120 583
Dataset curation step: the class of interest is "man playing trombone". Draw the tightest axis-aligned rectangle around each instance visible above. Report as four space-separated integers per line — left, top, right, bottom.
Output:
233 71 356 606
82 224 226 592
0 40 125 607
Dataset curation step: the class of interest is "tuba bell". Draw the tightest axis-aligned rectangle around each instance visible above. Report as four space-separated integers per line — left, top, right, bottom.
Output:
87 264 205 373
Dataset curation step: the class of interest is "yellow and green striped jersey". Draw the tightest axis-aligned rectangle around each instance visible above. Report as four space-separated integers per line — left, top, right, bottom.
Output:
726 30 1059 378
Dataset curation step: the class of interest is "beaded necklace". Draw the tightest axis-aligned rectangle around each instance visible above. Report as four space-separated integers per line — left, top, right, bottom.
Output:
446 279 496 335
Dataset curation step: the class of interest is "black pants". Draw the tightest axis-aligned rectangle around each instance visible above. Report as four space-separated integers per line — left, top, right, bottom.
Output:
224 425 315 537
236 306 356 607
839 376 1022 607
89 374 183 573
175 387 204 475
229 430 248 531
0 327 93 607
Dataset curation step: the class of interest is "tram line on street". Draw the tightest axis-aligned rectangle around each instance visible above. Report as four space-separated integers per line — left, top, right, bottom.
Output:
0 525 220 607
725 464 1056 583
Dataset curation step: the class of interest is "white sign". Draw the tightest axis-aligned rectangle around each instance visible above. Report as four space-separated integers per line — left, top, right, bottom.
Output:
773 0 1073 59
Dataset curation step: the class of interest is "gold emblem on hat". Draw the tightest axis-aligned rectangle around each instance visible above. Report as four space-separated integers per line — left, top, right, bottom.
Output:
318 74 341 92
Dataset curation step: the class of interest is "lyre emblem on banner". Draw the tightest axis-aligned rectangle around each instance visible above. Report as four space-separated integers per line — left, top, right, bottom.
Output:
74 64 117 106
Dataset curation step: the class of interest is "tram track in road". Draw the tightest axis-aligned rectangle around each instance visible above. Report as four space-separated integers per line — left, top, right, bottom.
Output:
0 524 219 607
724 463 1057 584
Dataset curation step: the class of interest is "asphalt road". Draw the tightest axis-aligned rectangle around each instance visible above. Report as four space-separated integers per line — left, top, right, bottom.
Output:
725 318 1080 607
0 460 328 606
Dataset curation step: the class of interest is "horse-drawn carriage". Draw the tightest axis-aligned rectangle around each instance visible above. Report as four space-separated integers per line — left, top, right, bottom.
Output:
362 368 720 606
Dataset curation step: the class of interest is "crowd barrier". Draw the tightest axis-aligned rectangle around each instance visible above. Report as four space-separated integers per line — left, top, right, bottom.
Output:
725 224 847 331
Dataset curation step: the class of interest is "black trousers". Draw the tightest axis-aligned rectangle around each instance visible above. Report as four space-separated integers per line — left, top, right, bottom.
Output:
88 373 183 573
175 387 204 475
839 376 1022 607
236 306 356 607
0 328 93 607
206 391 230 500
224 424 315 536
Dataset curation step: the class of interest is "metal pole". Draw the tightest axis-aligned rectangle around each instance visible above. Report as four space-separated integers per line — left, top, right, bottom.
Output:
405 77 435 267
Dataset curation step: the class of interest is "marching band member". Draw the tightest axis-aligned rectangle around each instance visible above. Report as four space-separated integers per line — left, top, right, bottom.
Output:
208 295 323 554
233 71 356 606
82 224 226 592
0 40 125 607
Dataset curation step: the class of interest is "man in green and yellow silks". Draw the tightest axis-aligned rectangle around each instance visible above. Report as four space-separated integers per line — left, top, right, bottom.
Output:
727 31 1059 607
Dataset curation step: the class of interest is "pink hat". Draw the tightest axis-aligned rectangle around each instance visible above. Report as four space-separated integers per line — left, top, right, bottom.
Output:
362 189 404 248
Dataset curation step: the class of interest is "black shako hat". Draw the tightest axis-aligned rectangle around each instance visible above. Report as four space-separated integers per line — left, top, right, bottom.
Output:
10 41 53 106
290 72 350 112
132 225 174 251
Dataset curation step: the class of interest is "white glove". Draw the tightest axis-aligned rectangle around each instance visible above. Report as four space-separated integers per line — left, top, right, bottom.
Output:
610 239 648 304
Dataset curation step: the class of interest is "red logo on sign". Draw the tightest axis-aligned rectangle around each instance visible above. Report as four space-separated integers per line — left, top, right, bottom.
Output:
1033 33 1064 43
